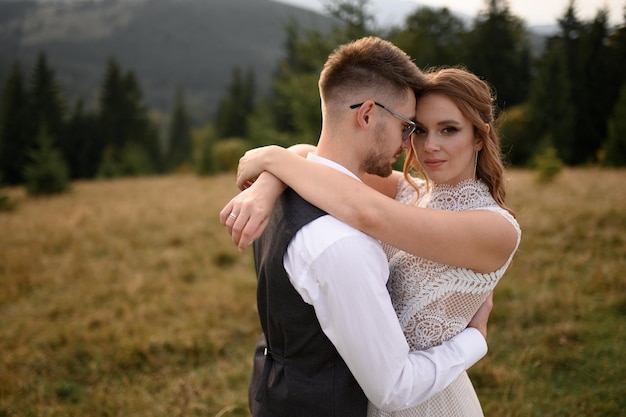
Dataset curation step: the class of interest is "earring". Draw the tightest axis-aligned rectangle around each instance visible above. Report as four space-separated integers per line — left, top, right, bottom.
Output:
474 148 479 180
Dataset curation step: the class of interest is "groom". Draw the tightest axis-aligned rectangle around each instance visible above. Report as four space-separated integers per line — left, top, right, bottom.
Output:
226 37 492 417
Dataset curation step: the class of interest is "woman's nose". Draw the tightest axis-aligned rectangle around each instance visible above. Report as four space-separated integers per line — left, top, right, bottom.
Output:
423 134 439 151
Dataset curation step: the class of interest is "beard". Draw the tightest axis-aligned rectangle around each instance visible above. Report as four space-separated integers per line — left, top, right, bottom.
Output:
362 124 394 177
363 152 393 177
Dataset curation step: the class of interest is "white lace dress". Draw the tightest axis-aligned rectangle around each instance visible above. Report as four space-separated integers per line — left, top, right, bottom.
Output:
368 178 521 417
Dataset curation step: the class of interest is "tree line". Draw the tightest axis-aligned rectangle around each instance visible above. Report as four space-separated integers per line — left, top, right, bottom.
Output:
0 54 194 189
1 0 625 194
217 0 626 168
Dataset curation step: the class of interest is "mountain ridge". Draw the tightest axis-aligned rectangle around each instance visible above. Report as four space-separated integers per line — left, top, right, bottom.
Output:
0 0 553 122
0 0 337 121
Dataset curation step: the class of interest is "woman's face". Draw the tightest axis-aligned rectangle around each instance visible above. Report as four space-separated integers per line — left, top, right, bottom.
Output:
412 93 482 185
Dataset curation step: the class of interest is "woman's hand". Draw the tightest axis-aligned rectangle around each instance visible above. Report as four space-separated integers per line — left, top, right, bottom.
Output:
467 292 493 340
220 172 285 251
236 145 282 190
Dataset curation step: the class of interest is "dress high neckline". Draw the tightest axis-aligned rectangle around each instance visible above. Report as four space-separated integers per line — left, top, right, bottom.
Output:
422 179 492 211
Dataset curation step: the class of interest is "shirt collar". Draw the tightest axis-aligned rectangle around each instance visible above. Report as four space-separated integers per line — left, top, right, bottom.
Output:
306 153 362 182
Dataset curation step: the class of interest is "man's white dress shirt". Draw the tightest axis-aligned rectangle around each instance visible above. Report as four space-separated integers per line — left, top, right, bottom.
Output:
283 153 487 411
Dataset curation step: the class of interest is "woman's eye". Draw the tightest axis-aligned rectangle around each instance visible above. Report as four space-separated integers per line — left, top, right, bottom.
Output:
442 126 459 134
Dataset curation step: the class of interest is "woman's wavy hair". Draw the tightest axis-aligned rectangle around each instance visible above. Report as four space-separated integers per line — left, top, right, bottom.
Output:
403 67 515 217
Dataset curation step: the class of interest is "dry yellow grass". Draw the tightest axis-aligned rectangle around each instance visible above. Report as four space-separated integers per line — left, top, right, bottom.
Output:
1 175 257 416
0 169 625 416
472 168 626 417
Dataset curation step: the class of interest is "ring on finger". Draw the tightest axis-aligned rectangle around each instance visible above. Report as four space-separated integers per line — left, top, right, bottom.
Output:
229 212 238 220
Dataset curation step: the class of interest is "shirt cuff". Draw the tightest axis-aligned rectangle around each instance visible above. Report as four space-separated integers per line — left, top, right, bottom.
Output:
452 327 488 369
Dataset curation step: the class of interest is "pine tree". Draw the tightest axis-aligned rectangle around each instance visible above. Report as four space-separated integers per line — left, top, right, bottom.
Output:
323 0 373 40
28 52 66 156
97 58 161 176
194 124 217 176
268 23 329 135
99 58 127 152
605 8 626 145
603 83 626 166
272 70 322 143
122 71 161 173
263 2 373 143
390 7 467 68
463 0 531 109
498 103 535 165
0 62 30 184
65 100 103 179
246 99 296 148
556 2 593 164
23 128 70 195
215 67 255 139
574 9 611 163
608 7 626 88
166 88 193 171
526 40 575 162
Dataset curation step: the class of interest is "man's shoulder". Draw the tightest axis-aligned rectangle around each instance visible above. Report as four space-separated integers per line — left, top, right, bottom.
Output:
295 214 381 253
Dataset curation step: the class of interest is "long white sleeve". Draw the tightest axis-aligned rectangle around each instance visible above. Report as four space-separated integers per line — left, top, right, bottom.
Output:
285 216 487 410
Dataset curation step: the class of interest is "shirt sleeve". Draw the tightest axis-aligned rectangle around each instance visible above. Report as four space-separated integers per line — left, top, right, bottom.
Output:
285 216 488 411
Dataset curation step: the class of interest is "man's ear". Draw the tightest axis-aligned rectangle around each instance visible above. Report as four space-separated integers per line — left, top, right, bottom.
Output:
356 100 376 128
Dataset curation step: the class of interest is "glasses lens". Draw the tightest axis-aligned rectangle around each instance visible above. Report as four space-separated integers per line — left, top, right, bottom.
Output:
402 125 415 140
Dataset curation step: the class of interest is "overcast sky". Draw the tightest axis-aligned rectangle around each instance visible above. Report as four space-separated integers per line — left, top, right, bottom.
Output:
276 0 624 27
414 0 623 26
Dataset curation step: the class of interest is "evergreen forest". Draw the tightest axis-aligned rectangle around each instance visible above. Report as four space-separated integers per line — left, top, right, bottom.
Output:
1 0 625 194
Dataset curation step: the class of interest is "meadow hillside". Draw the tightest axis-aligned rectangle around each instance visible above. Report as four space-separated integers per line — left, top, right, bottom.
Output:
0 169 625 416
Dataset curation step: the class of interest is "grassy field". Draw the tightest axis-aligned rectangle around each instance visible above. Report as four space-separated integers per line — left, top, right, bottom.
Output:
0 169 625 416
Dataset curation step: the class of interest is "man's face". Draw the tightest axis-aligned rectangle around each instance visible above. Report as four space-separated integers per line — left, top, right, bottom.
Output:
362 92 416 177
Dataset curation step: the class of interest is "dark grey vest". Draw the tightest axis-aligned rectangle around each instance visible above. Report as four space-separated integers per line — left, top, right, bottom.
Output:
249 188 367 417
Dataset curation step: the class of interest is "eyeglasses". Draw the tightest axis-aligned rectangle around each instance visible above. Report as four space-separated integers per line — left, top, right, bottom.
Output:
350 101 417 141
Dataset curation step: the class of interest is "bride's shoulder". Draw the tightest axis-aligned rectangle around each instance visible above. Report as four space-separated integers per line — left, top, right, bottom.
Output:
396 175 427 203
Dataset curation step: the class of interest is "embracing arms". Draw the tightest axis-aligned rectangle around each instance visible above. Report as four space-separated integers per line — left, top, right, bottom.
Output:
221 145 518 273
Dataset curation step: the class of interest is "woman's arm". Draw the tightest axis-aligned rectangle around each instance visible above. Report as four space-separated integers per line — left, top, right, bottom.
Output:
362 171 404 199
220 144 315 250
238 145 403 198
235 145 518 272
220 171 284 250
223 144 402 250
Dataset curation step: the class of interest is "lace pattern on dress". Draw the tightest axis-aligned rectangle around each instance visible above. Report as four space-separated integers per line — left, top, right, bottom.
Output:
369 177 521 417
367 179 521 417
384 177 521 350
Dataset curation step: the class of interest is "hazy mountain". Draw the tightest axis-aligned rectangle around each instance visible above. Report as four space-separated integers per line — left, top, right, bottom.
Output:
0 0 553 122
275 0 445 28
275 0 558 33
0 0 337 121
